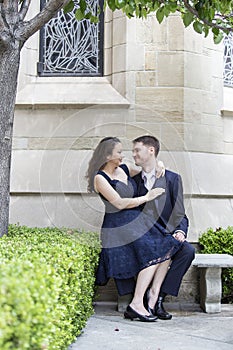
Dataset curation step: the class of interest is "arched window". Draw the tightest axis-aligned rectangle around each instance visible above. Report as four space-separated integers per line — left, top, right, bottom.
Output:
224 32 233 87
38 0 104 76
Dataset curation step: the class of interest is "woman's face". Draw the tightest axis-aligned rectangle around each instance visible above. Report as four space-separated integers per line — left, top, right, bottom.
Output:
107 142 123 166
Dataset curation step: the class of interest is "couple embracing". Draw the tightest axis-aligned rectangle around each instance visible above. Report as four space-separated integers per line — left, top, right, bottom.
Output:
87 135 195 322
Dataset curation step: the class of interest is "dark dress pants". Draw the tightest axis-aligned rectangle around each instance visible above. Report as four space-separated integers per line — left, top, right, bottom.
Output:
115 277 136 296
160 240 195 297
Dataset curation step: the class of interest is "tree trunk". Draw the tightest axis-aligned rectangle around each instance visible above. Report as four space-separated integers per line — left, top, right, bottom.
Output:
0 45 20 236
0 0 68 236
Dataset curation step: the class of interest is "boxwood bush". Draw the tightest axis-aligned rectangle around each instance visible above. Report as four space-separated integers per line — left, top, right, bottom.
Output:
0 225 101 350
198 226 233 303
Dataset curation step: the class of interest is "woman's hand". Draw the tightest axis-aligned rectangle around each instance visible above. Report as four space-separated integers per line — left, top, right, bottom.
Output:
145 187 165 201
156 160 165 178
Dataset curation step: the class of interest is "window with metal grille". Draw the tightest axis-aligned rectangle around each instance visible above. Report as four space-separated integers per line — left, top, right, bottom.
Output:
224 32 233 87
38 0 104 76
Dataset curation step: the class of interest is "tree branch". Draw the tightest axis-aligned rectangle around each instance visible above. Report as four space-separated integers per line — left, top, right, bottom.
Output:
0 4 5 29
15 0 69 44
0 0 19 31
0 3 10 46
183 0 233 32
3 0 18 16
19 0 31 21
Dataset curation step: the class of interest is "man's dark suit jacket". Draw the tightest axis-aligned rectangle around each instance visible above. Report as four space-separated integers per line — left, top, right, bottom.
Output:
133 170 189 237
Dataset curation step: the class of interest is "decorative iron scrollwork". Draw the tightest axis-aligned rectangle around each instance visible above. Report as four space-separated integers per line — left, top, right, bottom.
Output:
38 0 104 76
224 32 233 87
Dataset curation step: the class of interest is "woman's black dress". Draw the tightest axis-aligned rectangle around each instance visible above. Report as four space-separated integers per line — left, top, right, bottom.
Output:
95 164 182 295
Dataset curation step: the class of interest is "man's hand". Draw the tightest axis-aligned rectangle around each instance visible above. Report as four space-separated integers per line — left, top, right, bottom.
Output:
173 231 186 242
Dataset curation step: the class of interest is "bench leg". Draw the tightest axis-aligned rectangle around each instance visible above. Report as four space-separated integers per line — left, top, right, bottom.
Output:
199 267 222 313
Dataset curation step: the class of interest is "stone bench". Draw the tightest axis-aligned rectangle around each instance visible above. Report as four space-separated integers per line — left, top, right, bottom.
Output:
117 253 233 313
192 253 233 313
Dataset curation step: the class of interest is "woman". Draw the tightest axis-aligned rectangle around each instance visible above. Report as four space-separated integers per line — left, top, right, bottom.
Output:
86 137 182 322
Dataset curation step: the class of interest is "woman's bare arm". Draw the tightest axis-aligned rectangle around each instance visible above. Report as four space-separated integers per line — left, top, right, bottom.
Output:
94 174 164 210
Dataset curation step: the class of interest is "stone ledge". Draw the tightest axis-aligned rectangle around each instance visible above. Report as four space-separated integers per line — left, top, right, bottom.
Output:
16 78 129 108
222 86 233 116
192 253 233 268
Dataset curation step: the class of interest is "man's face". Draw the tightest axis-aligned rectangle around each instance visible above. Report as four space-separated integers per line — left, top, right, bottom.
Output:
132 142 155 167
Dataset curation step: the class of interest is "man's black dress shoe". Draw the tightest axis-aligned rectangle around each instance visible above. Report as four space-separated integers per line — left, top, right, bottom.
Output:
124 305 157 322
153 296 172 320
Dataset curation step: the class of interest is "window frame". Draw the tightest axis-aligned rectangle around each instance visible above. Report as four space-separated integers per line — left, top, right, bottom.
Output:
37 0 104 77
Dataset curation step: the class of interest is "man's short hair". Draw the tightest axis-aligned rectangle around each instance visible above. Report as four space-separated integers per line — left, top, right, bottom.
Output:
133 135 160 157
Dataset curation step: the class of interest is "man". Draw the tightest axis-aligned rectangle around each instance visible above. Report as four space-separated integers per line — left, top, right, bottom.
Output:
132 135 195 320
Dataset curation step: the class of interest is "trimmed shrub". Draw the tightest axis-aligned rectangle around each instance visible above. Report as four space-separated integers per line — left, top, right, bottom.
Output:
198 226 233 303
0 225 101 350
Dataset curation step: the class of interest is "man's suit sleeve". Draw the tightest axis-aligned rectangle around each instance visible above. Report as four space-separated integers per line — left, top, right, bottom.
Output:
170 174 189 237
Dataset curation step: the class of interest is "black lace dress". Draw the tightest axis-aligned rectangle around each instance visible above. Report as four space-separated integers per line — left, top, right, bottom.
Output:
95 164 182 295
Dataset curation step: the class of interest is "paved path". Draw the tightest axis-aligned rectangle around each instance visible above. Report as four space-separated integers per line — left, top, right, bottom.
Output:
68 303 233 350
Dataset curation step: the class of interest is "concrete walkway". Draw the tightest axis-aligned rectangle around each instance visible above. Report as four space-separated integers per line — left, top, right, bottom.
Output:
68 302 233 350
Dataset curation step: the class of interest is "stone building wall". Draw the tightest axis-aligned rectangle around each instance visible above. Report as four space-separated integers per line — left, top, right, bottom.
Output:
10 8 233 304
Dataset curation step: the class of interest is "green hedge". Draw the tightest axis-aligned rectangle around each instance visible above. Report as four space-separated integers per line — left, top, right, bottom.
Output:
199 226 233 303
0 225 101 350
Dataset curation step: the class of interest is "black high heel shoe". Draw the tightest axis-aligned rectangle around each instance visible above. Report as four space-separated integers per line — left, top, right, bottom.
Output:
124 305 157 322
144 289 158 318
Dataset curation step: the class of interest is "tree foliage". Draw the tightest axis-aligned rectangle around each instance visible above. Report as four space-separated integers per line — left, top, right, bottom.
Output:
64 0 233 44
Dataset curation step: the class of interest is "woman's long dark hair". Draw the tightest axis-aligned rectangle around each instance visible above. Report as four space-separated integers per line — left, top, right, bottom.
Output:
86 137 121 192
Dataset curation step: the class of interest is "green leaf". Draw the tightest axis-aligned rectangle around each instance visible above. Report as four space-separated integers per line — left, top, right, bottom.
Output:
153 1 159 10
168 2 178 13
203 26 209 38
209 8 215 21
116 0 126 9
107 0 116 11
79 0 87 13
156 7 165 24
63 0 75 14
85 12 92 19
214 32 224 44
142 8 147 18
183 12 194 27
90 15 99 23
164 6 170 17
75 8 85 21
212 27 219 36
193 21 203 34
